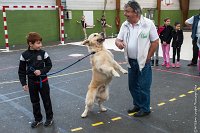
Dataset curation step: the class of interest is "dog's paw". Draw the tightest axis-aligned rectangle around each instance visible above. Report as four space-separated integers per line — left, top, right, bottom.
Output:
112 71 120 77
81 112 87 118
100 107 107 112
121 69 128 74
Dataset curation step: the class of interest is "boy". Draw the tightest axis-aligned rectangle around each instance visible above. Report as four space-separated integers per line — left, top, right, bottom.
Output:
18 32 53 128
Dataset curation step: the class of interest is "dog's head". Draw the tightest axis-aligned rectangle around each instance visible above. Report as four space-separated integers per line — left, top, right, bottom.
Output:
82 32 105 52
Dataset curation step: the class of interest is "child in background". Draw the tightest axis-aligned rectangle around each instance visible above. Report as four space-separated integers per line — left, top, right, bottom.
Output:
18 32 54 128
77 15 95 39
171 22 184 68
151 25 164 66
159 18 173 68
97 15 112 37
77 15 88 39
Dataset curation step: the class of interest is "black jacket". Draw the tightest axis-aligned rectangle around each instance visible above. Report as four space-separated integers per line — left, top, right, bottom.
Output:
159 25 173 44
18 49 52 86
171 29 183 48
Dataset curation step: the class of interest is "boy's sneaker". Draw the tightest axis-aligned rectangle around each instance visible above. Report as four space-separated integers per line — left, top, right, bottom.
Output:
44 119 54 127
31 120 43 128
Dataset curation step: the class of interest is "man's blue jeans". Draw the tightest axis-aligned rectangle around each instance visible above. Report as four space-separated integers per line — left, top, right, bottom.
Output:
128 58 152 112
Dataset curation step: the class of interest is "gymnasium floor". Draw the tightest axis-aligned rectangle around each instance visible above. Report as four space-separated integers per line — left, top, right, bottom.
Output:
0 33 199 133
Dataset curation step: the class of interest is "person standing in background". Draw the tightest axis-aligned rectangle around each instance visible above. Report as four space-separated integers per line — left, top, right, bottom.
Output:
97 15 112 37
159 18 173 68
171 22 184 68
77 15 95 39
185 11 200 66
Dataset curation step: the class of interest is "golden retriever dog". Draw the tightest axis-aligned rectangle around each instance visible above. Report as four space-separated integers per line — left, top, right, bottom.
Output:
81 32 128 118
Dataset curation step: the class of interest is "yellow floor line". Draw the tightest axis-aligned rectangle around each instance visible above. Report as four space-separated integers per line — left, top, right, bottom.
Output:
196 87 200 91
157 102 166 106
71 127 83 132
187 90 194 94
128 112 137 116
179 94 186 97
169 98 176 102
111 117 122 121
92 122 104 127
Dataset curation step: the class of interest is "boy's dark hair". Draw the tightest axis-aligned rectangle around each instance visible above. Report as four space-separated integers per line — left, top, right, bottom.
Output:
27 32 42 45
164 17 170 22
174 21 180 26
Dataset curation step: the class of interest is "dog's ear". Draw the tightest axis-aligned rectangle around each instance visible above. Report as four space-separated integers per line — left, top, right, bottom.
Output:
82 39 89 45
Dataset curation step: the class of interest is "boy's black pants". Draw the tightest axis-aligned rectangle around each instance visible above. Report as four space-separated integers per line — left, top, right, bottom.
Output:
28 80 53 121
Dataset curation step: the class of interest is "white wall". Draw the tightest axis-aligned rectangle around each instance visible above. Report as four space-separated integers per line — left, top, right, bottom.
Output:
0 0 199 10
121 0 157 9
66 0 116 10
160 0 180 10
189 0 200 10
0 0 56 6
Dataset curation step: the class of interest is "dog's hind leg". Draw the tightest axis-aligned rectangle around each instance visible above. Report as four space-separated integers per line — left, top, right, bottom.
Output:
81 87 97 118
97 86 109 112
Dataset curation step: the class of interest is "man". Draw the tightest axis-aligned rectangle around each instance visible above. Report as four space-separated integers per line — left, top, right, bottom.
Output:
185 11 200 66
115 0 159 117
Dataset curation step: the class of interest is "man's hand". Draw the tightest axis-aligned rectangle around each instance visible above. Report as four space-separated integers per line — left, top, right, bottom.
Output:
23 85 29 91
115 39 125 50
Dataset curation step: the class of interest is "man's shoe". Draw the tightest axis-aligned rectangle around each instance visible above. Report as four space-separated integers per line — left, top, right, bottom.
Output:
151 60 154 66
156 59 159 66
31 120 43 128
133 110 151 117
187 63 197 66
127 107 140 113
44 119 54 127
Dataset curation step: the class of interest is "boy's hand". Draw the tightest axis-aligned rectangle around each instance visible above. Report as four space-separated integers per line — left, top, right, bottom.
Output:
23 85 29 91
34 70 41 76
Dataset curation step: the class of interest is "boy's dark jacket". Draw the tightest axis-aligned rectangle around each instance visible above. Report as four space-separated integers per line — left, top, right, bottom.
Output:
18 49 52 86
171 29 184 48
159 25 173 44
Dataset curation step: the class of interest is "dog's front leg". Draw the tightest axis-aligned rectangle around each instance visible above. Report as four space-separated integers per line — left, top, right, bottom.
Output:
113 61 128 74
97 65 120 77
